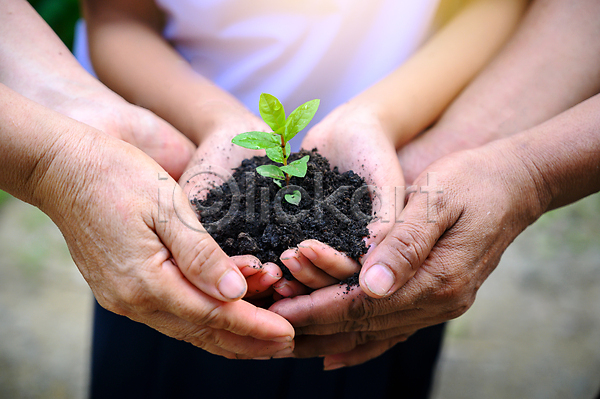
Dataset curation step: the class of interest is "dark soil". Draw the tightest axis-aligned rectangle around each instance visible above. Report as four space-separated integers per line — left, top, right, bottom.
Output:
193 149 372 280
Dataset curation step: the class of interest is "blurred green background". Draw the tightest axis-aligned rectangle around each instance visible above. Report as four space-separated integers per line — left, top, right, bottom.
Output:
0 0 80 208
0 190 10 208
28 0 80 50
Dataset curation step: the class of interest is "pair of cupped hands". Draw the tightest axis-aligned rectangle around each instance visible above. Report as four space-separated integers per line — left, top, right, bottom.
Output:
49 80 534 369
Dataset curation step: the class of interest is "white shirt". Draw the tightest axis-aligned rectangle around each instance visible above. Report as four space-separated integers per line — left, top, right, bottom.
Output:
76 0 439 146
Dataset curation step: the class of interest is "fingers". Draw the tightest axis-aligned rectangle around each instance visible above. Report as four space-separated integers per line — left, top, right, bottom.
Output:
292 327 417 360
135 309 294 359
280 247 338 289
230 256 282 298
155 181 248 302
273 278 311 298
323 336 409 370
359 179 453 298
298 240 361 280
270 283 369 327
278 240 361 294
270 277 428 329
232 255 263 277
152 258 295 344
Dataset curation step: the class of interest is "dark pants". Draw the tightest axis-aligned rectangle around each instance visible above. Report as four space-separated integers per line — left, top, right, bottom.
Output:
90 301 445 399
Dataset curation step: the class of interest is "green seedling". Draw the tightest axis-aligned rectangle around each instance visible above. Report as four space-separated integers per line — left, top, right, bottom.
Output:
232 93 319 205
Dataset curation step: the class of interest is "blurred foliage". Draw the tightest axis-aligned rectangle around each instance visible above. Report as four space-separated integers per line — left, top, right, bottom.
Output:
28 0 80 50
0 190 12 208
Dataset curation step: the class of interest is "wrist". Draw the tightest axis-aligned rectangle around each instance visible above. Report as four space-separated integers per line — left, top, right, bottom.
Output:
480 137 552 225
189 99 267 144
0 85 103 217
346 95 409 148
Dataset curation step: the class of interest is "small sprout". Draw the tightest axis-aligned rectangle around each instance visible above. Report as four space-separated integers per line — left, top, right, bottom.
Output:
232 93 319 205
284 190 302 206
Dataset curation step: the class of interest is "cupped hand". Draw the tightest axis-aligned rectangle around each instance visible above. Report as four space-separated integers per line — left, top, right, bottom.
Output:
176 103 287 303
274 103 404 296
46 80 196 180
179 102 269 197
35 117 294 359
270 138 545 366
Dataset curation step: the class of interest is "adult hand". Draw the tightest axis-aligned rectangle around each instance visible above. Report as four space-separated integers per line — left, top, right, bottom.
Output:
274 104 404 296
178 102 291 300
10 93 295 359
398 0 600 185
270 0 600 366
1 0 195 180
271 138 545 367
50 82 196 180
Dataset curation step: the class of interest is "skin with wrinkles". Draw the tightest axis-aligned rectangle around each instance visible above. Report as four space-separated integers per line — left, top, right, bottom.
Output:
271 0 600 370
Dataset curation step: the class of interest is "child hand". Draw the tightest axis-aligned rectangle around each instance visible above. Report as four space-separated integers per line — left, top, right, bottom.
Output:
230 255 283 304
179 103 269 198
274 239 366 298
273 104 405 298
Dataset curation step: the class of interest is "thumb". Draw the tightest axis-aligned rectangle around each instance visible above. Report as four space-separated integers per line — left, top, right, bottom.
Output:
359 174 452 298
155 177 247 302
135 117 195 181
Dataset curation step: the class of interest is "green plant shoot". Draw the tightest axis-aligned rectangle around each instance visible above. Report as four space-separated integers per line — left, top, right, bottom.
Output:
232 93 320 205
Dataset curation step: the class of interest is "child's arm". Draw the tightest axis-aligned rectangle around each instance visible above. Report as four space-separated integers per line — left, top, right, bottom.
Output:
83 0 265 152
286 0 529 297
356 0 529 148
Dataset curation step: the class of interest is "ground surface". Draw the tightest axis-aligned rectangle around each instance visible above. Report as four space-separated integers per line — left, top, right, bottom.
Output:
0 193 599 398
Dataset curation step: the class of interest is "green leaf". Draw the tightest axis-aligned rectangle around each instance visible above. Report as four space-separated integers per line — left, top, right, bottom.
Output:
256 165 285 180
265 146 284 164
280 155 309 178
259 93 286 132
265 142 291 164
285 190 302 206
284 99 320 141
232 131 280 150
273 179 283 187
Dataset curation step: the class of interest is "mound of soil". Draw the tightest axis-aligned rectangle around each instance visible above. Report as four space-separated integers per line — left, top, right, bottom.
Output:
193 149 372 279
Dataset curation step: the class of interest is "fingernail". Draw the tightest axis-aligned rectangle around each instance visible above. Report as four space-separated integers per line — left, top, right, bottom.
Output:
273 347 294 358
274 282 294 298
217 269 247 299
264 263 282 279
272 335 293 343
324 363 346 371
282 257 301 273
298 244 317 261
266 270 281 279
363 264 395 297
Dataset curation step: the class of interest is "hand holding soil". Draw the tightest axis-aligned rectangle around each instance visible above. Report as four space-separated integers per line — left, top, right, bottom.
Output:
189 96 399 304
268 140 541 367
279 103 405 298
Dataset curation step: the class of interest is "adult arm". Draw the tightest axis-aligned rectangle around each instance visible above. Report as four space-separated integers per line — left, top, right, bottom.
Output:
83 0 263 166
284 0 528 290
0 83 294 358
272 91 600 367
400 0 600 183
355 0 528 148
0 0 195 180
274 0 600 367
